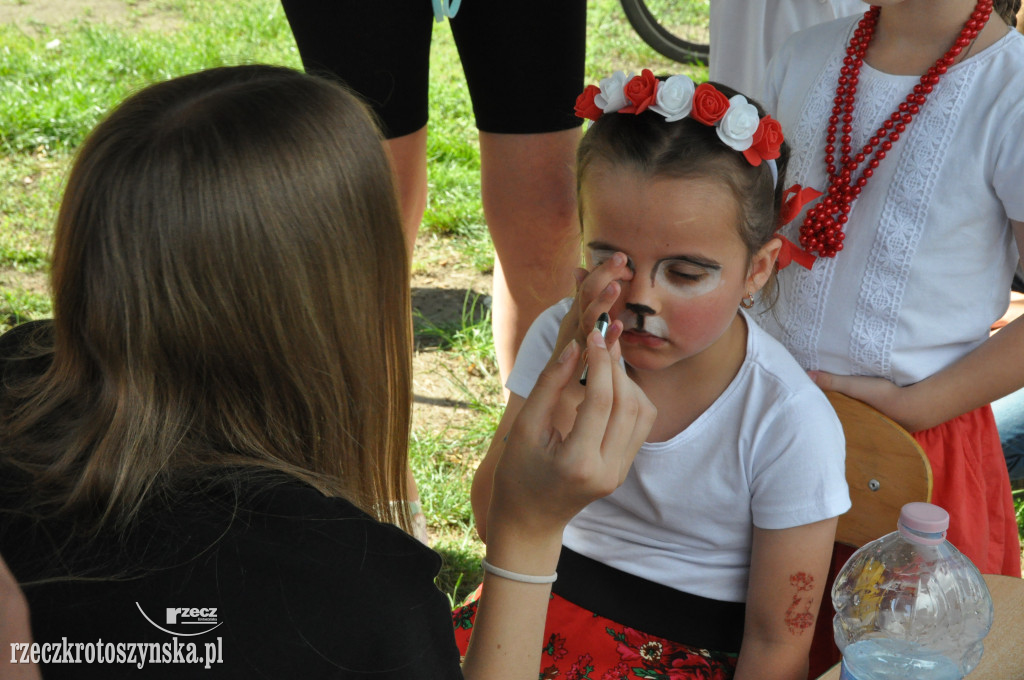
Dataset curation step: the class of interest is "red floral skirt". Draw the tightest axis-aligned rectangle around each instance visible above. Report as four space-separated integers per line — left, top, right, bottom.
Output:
452 547 741 680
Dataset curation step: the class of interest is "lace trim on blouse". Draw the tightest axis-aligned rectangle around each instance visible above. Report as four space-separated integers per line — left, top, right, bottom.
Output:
774 41 845 372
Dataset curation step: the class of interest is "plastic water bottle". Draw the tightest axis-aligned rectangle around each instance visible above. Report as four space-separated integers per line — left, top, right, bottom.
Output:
832 502 993 680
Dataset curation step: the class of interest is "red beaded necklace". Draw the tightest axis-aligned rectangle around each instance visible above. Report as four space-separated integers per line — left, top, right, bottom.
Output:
798 0 994 259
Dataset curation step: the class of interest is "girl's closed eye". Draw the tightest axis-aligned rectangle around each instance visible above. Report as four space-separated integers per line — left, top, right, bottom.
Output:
666 267 706 282
655 261 723 297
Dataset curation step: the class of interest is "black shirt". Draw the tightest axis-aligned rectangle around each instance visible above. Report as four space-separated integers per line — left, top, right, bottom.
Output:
0 321 463 679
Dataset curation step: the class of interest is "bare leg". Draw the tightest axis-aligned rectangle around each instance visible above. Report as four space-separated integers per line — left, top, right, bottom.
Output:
386 127 430 543
480 129 582 386
406 477 429 545
385 126 429 260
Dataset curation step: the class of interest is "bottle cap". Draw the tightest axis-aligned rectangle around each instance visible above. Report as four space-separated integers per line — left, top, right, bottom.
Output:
898 502 949 545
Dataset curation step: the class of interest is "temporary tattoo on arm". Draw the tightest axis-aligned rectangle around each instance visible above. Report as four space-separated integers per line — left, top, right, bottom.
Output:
784 572 816 635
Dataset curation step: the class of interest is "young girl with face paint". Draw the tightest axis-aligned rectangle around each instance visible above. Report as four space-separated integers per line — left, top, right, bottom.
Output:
456 74 851 680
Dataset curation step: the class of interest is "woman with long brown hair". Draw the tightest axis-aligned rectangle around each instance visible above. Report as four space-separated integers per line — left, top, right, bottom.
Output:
0 64 653 679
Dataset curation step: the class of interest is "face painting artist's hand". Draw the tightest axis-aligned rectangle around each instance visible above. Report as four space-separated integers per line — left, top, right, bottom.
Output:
544 253 634 434
484 325 655 575
554 252 633 356
461 331 653 680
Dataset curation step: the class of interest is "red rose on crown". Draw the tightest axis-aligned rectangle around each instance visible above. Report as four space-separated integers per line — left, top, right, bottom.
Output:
621 69 658 114
743 115 784 166
574 84 603 121
690 83 730 125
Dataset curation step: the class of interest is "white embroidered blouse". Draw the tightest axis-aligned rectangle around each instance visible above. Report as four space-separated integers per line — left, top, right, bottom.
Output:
760 17 1024 386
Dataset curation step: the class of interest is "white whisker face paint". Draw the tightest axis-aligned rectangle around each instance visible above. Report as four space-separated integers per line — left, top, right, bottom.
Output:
638 315 670 339
617 308 639 331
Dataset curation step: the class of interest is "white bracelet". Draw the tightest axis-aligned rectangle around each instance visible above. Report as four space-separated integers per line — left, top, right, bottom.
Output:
481 558 557 584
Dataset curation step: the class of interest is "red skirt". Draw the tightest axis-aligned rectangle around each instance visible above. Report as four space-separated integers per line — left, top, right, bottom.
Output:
807 404 1022 678
453 547 741 680
913 404 1020 577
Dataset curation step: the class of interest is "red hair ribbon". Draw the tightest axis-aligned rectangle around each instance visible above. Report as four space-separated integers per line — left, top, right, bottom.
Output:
780 184 822 225
775 234 815 271
775 184 822 270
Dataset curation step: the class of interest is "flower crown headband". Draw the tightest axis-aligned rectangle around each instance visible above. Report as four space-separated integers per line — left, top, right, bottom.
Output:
575 70 784 178
575 70 817 271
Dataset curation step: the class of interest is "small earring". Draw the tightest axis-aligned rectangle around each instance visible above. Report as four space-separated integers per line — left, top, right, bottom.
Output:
740 293 755 309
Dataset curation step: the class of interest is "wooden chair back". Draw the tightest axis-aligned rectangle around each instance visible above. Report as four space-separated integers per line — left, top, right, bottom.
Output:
825 391 933 548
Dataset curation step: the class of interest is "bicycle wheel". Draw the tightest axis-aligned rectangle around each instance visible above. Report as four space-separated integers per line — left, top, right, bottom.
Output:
620 0 709 65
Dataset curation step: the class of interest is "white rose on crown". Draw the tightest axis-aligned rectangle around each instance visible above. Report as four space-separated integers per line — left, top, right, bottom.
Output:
716 95 760 151
649 74 695 122
594 70 632 113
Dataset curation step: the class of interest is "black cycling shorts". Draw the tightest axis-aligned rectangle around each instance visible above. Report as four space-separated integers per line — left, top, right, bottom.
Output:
281 0 587 138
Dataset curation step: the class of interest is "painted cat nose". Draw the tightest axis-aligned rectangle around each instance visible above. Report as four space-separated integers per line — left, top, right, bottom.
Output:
625 302 656 317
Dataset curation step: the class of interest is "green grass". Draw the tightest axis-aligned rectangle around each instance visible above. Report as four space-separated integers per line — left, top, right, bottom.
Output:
0 0 306 331
1015 488 1024 539
412 423 489 605
410 292 501 599
0 152 60 273
0 0 301 154
0 287 50 328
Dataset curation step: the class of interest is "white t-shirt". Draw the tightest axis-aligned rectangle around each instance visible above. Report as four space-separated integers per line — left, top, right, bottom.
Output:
709 0 868 98
508 300 850 603
760 19 1024 386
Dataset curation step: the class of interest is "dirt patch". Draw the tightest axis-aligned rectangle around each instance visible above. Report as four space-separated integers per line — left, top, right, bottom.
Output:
0 0 181 35
0 269 48 297
410 234 500 434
